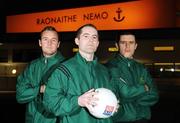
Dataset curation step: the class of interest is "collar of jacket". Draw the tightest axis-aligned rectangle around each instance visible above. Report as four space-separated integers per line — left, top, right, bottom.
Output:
75 52 98 66
116 54 135 67
40 51 64 65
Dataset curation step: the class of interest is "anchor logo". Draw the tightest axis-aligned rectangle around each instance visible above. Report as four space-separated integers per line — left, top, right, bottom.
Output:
113 8 125 22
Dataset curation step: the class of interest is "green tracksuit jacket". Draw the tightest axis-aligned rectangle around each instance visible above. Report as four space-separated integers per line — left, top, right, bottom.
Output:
43 52 113 123
106 54 159 122
16 52 65 123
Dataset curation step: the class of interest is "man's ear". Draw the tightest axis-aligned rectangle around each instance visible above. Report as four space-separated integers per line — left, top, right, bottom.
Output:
57 41 60 48
75 38 79 45
135 43 138 50
115 43 119 50
39 39 42 47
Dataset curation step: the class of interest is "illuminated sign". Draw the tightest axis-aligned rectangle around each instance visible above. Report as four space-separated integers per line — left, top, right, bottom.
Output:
108 47 118 52
154 46 174 51
6 0 176 33
72 48 79 52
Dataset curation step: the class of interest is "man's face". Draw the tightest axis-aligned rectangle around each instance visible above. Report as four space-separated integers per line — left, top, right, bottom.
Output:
39 30 60 57
75 26 99 55
117 34 137 58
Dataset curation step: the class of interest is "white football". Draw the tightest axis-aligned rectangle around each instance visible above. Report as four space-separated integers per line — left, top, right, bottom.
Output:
89 88 118 118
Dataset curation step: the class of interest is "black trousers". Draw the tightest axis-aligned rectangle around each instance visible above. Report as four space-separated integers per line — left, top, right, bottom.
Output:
116 119 148 123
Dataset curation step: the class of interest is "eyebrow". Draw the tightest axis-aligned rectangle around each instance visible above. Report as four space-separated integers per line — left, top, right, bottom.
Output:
82 33 90 35
42 37 58 40
120 40 135 42
82 33 98 37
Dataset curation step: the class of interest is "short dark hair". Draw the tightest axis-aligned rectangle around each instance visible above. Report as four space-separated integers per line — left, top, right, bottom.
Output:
75 24 98 39
116 31 135 43
40 26 59 40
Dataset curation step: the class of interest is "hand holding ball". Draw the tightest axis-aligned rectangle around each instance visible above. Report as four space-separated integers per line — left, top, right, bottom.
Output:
88 88 118 118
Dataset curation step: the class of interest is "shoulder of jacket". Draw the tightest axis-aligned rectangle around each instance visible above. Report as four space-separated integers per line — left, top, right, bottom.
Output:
30 57 42 64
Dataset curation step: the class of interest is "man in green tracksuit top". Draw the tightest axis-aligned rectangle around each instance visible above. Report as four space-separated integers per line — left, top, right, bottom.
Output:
16 26 65 123
43 24 115 123
106 32 159 123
